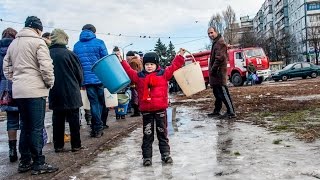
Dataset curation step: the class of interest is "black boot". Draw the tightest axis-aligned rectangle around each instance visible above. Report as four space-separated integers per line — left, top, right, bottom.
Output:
130 104 140 117
84 109 91 125
9 140 18 162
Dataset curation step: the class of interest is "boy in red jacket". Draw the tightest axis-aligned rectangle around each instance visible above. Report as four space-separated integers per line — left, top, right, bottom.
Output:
117 49 185 166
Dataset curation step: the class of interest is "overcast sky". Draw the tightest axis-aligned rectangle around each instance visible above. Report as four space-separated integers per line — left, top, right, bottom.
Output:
0 0 265 54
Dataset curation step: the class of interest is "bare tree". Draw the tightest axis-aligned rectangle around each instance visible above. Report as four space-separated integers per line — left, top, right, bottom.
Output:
307 23 320 65
223 5 237 44
239 30 258 48
208 13 224 34
278 32 295 65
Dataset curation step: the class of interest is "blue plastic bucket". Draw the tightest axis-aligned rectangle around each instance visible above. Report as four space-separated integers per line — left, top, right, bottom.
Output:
92 54 131 93
115 102 129 115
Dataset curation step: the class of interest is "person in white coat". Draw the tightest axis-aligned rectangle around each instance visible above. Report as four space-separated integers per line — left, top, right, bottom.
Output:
3 16 58 175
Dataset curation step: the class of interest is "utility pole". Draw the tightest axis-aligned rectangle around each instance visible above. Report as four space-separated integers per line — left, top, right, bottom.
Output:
304 0 309 62
121 43 133 59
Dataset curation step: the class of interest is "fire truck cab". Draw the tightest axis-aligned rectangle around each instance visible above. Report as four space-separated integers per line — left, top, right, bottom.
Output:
185 47 270 87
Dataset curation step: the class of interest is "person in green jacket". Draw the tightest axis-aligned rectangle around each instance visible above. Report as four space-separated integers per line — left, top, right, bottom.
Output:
246 61 257 85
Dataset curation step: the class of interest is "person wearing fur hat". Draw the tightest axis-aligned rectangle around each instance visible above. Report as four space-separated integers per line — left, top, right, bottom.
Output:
117 48 186 166
3 16 58 175
128 55 143 117
48 29 84 153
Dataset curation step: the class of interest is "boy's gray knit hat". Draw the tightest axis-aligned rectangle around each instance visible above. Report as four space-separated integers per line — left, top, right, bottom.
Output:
51 29 68 45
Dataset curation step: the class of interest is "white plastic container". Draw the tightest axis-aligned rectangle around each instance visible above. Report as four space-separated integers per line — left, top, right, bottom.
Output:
81 88 118 109
173 52 206 96
104 88 118 107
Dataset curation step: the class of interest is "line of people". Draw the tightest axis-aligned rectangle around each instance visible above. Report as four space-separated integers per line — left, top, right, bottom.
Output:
0 16 115 175
0 15 238 175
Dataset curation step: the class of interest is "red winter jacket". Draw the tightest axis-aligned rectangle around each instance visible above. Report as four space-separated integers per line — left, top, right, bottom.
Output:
121 55 185 112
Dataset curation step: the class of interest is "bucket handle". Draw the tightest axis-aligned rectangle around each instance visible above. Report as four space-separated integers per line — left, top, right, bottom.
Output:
184 50 196 63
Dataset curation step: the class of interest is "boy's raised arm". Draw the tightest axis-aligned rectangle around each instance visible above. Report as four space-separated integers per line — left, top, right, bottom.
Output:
116 52 139 84
165 48 186 80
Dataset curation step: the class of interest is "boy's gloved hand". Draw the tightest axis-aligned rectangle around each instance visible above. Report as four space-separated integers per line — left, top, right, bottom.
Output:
115 51 123 62
177 48 186 56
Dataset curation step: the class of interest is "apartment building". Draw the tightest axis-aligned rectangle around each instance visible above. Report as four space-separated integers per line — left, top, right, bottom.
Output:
253 0 320 62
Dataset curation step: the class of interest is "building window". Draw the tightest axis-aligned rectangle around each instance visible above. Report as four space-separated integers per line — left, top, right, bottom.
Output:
309 15 320 22
307 2 320 11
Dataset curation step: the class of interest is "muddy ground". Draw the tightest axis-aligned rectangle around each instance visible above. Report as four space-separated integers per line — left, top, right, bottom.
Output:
174 78 320 143
4 78 320 179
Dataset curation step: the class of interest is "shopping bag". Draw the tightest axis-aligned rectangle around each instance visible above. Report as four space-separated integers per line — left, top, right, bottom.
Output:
80 90 90 110
81 89 119 109
0 80 13 105
104 89 118 107
252 74 259 81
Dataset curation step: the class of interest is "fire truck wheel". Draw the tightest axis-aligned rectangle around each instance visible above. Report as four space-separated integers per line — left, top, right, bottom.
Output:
231 73 244 87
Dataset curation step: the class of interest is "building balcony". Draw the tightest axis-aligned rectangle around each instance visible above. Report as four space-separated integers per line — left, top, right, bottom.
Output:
275 14 285 24
274 2 288 14
307 9 320 15
306 0 320 3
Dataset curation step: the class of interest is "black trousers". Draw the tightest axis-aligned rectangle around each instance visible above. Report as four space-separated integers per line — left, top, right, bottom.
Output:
16 98 46 165
52 109 81 149
212 85 235 115
142 110 170 158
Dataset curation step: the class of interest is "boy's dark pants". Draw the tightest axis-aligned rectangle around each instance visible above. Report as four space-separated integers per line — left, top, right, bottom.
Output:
141 110 170 159
52 109 81 149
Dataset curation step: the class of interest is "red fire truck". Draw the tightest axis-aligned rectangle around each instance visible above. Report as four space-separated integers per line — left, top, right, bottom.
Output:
185 47 270 87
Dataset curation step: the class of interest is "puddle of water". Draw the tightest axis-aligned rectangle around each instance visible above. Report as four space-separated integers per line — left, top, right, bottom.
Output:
74 107 320 180
282 94 320 101
170 98 211 103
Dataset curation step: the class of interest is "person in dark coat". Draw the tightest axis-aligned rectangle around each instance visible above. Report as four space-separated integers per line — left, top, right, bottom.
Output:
0 27 19 162
207 26 236 119
48 29 83 152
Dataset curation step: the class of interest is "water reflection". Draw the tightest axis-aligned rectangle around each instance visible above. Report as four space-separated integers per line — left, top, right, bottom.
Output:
215 120 238 176
161 164 173 179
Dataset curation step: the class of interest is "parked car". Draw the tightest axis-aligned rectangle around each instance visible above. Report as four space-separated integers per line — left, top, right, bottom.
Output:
271 62 320 82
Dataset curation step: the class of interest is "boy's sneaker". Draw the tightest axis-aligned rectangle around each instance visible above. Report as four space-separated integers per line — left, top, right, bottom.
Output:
31 163 58 175
18 162 32 173
143 158 152 166
162 156 173 164
161 154 173 164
